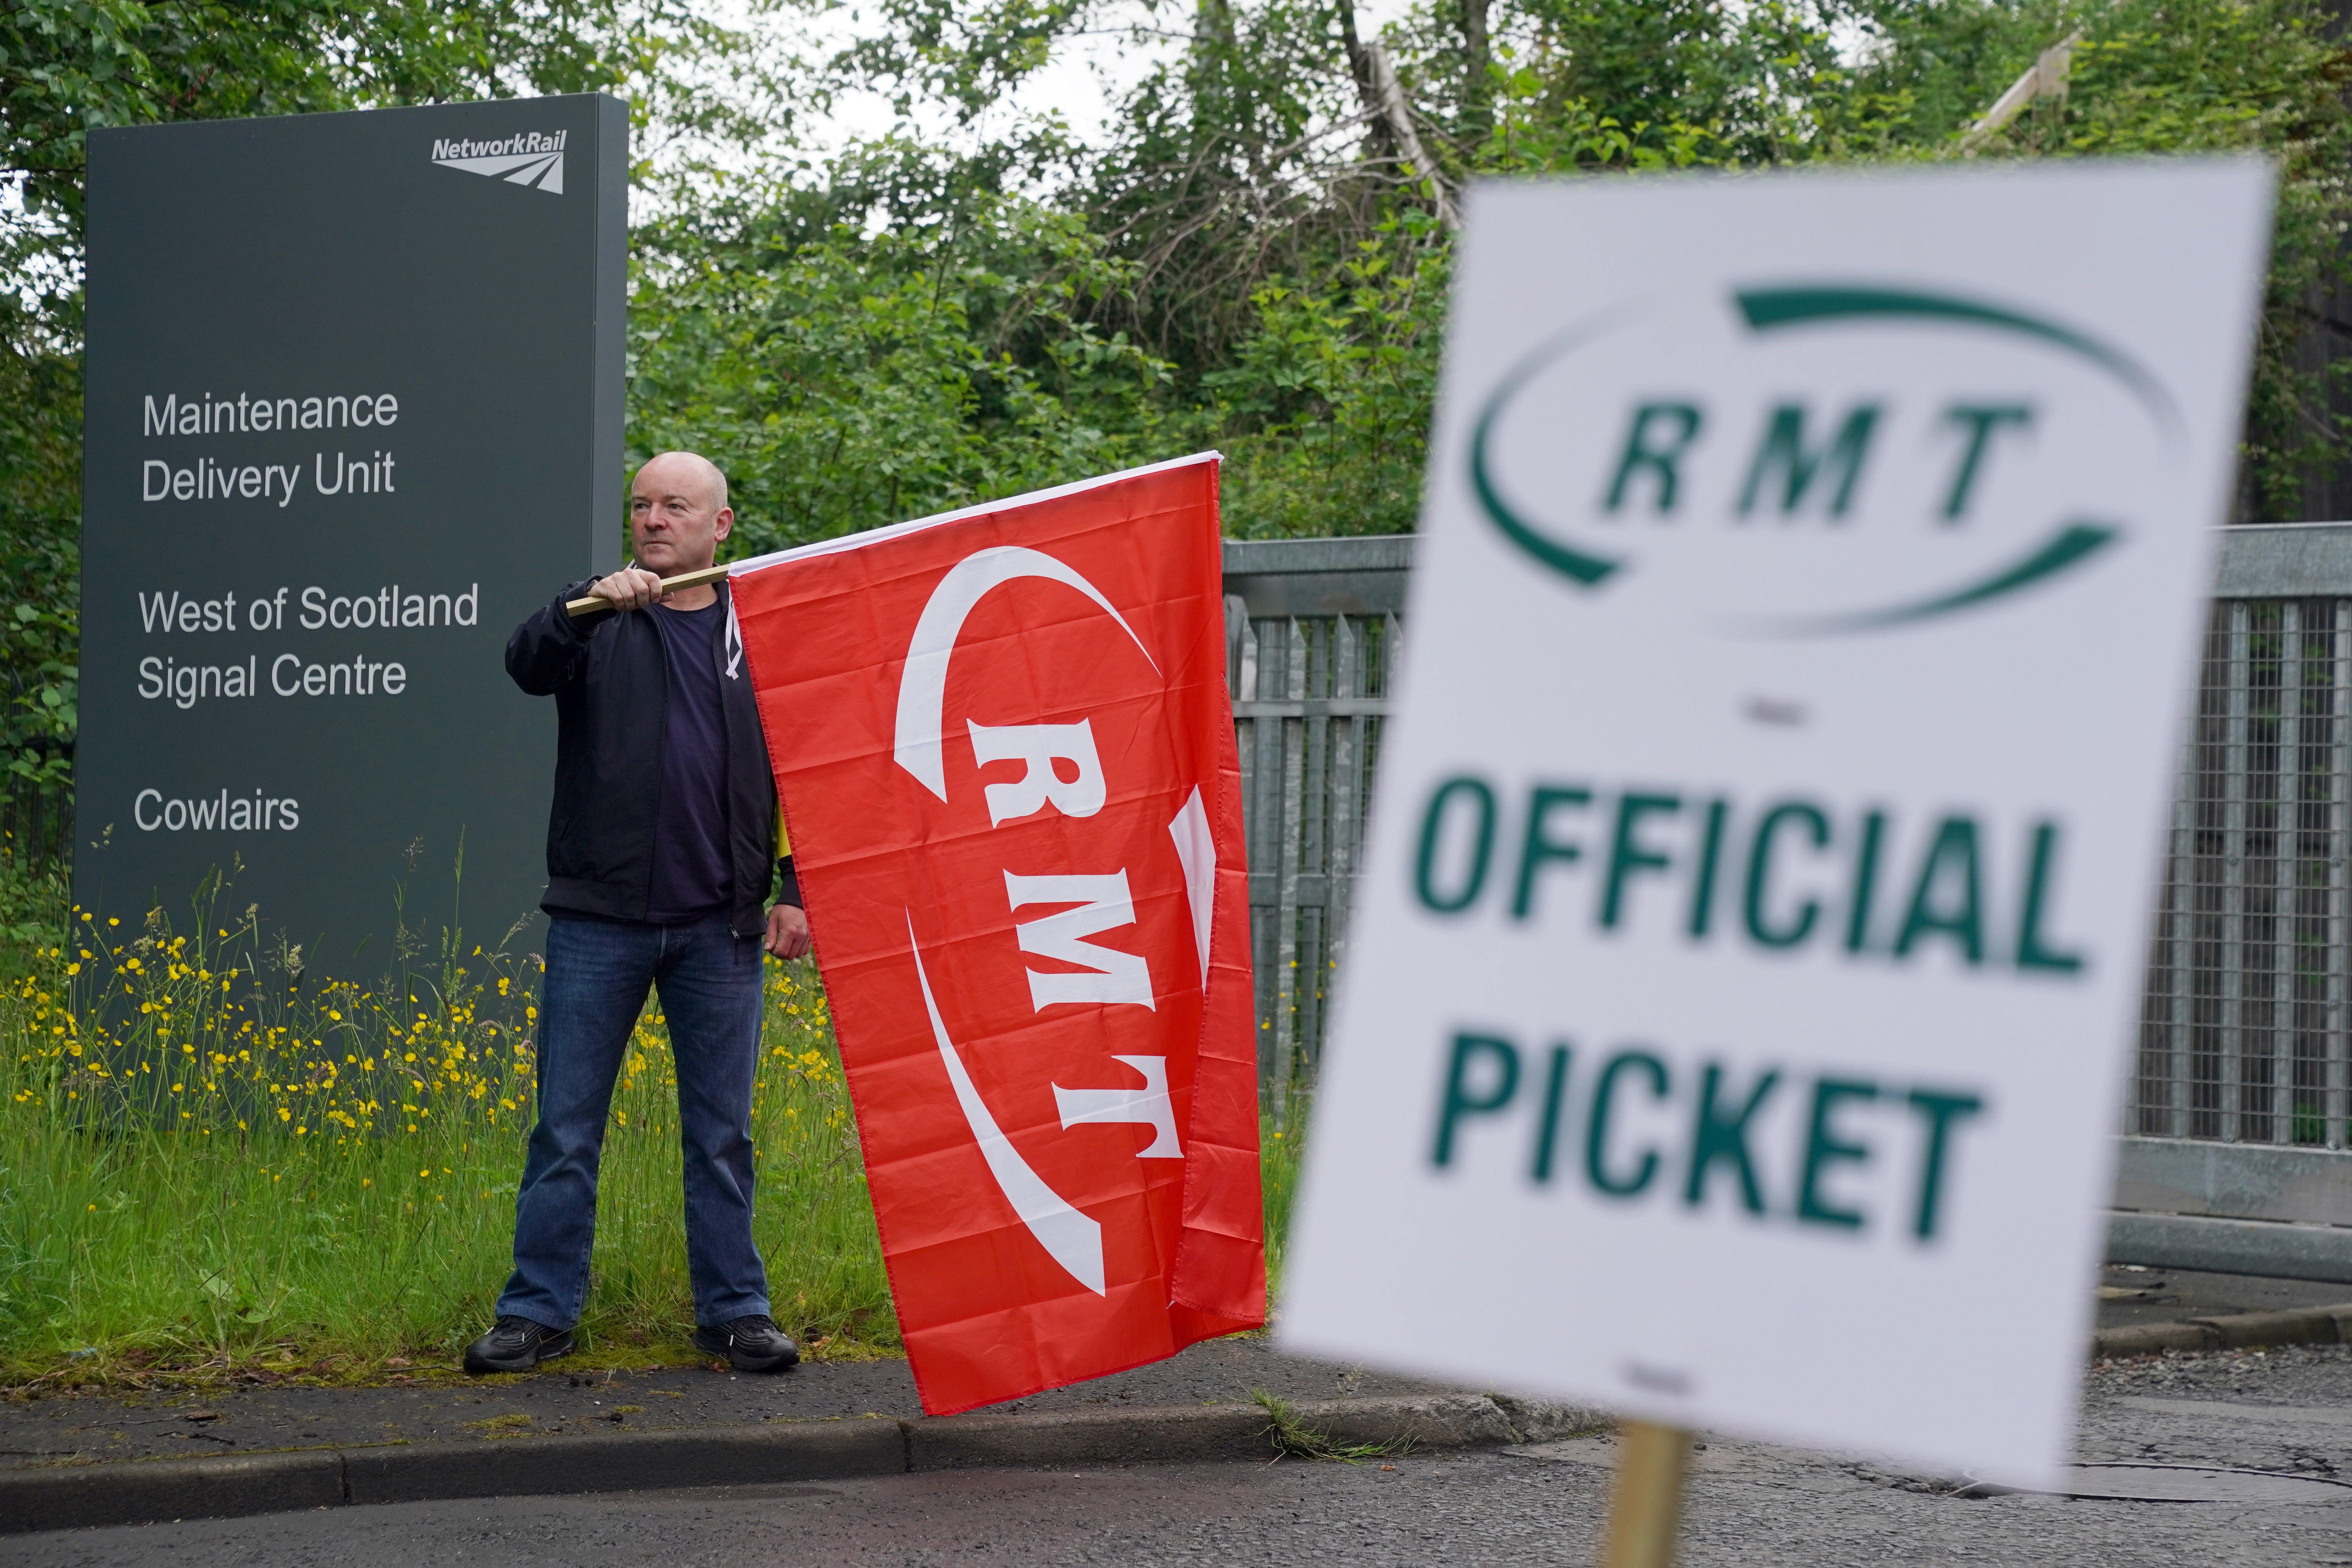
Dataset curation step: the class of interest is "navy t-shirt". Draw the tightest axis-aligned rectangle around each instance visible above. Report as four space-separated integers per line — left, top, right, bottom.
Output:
646 599 731 923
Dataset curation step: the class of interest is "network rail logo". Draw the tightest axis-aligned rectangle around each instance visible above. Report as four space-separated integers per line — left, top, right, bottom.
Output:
429 130 566 194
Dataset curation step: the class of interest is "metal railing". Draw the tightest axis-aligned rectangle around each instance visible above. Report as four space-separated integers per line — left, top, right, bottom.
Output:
2132 524 2352 1153
1225 526 2352 1161
20 531 2352 1161
1223 537 1407 1122
0 775 71 876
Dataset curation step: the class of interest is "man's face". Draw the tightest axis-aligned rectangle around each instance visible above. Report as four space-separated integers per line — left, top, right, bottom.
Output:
629 456 733 575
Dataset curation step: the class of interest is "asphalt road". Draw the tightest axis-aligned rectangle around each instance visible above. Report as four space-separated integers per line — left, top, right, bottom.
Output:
2096 1263 2352 1330
16 1343 2352 1567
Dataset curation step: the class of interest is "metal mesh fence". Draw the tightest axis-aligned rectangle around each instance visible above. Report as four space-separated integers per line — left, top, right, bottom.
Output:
1 777 70 875
2136 597 2351 1149
1232 591 2352 1150
1230 607 1397 1123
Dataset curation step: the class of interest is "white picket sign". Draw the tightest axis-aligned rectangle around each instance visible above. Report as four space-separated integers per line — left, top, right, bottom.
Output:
1280 162 2276 1484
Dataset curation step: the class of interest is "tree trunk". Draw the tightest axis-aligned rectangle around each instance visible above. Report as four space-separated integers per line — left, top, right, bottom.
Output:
1461 0 1491 139
1334 0 1394 158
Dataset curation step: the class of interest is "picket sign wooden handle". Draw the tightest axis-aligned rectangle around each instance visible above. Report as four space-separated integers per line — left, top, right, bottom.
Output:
563 564 731 618
1601 1422 1693 1568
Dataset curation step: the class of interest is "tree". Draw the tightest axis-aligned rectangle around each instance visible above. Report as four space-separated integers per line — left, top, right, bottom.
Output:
0 1 739 802
12 0 2352 827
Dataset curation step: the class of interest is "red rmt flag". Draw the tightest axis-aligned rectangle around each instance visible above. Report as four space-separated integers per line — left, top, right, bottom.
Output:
726 453 1265 1414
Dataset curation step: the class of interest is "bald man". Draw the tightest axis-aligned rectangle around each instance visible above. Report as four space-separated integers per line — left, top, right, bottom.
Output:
470 452 808 1376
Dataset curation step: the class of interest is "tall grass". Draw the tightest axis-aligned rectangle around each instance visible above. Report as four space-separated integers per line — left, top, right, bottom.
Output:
0 869 1301 1385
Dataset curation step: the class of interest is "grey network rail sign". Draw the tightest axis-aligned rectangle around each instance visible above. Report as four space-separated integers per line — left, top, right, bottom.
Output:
77 94 626 974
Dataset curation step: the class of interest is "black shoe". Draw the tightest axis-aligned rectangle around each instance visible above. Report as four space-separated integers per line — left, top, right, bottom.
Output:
463 1315 575 1374
692 1314 799 1372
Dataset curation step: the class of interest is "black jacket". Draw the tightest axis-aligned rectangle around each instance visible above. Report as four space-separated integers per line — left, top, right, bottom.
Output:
506 577 800 936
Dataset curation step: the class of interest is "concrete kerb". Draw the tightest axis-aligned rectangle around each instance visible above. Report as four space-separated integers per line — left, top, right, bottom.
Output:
14 1303 2345 1538
904 1403 1265 1470
0 1449 347 1535
341 1416 911 1506
0 1391 1603 1535
2089 1300 2352 1361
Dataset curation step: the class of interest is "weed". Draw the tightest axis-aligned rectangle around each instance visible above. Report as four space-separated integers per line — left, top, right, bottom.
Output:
1251 1389 1409 1463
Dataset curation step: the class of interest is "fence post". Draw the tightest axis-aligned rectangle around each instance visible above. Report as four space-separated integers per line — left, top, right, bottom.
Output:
2334 598 2350 1149
1270 618 1309 1126
1227 599 1272 1096
1323 615 1364 1087
2165 646 2197 1138
2221 601 2250 1142
2274 601 2301 1143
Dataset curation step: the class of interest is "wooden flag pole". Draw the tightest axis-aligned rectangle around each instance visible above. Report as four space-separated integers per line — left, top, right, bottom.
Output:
563 564 730 618
1600 1422 1693 1568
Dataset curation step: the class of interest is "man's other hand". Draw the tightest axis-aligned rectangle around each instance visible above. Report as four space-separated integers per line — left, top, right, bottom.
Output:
765 903 811 961
590 566 667 612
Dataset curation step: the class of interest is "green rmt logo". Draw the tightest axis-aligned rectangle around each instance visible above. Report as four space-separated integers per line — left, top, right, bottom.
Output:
1469 285 2177 634
1603 399 2020 521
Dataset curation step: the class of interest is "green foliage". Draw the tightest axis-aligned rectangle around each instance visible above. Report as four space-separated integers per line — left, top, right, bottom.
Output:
0 2 738 225
631 192 1183 554
1838 1 2352 515
1437 0 1846 164
0 283 79 792
0 5 2341 796
10 0 2352 601
1260 1114 1302 1287
1991 4 2352 519
1208 221 1450 539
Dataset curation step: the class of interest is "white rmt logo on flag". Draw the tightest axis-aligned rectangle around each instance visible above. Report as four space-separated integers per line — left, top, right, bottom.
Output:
429 131 566 194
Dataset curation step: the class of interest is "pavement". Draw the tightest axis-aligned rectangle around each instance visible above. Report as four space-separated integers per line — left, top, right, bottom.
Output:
0 1263 2323 1473
0 1336 1458 1471
10 1341 2352 1566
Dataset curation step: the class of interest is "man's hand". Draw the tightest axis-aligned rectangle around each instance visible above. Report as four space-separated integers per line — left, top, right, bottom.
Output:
590 566 667 613
765 902 811 961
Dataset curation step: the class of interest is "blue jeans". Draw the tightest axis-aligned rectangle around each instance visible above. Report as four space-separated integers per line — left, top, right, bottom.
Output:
497 913 771 1330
